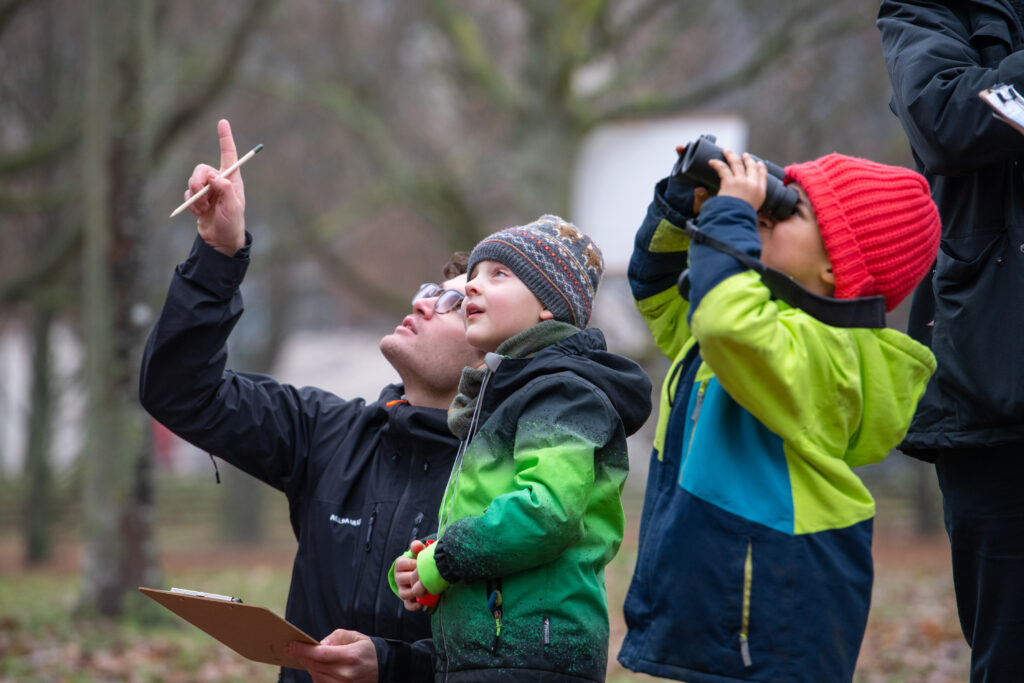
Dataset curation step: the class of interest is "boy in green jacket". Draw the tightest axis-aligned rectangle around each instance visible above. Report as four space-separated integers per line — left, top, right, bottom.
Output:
392 215 652 682
617 148 941 683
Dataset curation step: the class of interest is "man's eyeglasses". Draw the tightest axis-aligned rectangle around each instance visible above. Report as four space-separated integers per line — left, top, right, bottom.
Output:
412 283 465 314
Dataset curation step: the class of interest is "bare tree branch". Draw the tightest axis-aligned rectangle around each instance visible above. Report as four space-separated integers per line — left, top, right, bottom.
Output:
0 117 79 176
0 221 82 306
0 0 33 39
288 78 483 250
0 184 74 213
425 0 515 109
150 0 279 164
594 5 862 123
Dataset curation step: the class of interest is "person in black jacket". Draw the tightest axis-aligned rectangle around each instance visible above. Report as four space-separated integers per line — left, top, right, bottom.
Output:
879 2 1024 680
139 118 486 683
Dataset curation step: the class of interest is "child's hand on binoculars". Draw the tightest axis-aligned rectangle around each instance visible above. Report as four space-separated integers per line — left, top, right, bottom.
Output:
708 149 767 212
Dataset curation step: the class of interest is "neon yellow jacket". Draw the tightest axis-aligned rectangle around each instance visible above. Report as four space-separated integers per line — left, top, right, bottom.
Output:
619 186 935 683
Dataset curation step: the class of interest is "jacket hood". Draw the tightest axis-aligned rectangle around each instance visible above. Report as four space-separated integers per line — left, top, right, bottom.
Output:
482 327 653 437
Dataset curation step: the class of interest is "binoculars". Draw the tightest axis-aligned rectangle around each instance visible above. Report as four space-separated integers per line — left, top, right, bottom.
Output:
671 134 798 219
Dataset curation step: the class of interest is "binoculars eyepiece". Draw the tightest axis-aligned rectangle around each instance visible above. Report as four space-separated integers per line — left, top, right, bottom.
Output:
671 134 798 219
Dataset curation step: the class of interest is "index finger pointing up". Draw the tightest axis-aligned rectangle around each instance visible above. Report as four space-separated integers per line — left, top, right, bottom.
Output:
217 118 238 170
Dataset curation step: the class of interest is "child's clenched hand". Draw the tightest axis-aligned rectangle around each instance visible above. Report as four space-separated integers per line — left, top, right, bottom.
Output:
395 539 428 611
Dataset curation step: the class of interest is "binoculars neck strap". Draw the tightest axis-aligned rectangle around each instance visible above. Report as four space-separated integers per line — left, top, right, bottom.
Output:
683 222 887 329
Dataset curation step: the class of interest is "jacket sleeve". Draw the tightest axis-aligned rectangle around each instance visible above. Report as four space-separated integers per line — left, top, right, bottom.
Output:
424 376 621 583
686 196 860 450
627 176 697 360
878 0 1024 174
371 636 435 683
138 234 360 495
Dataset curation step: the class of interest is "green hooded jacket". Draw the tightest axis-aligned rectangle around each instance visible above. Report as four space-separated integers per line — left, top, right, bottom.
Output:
392 322 652 682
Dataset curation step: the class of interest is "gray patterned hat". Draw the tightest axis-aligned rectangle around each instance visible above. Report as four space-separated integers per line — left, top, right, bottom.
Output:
468 214 604 328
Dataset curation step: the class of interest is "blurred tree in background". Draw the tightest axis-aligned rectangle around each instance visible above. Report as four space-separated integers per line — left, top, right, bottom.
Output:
0 0 926 619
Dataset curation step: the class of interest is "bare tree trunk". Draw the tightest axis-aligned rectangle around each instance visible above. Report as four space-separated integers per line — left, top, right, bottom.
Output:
79 0 160 617
22 308 54 565
81 0 121 614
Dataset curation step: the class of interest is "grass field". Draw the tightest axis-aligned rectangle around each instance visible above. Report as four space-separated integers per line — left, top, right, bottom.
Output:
0 472 969 682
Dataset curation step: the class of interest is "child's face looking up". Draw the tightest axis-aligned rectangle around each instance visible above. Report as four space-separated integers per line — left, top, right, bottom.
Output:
756 182 835 298
463 260 554 353
710 149 835 299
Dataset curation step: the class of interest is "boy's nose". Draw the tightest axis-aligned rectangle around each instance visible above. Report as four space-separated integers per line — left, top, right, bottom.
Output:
757 212 775 231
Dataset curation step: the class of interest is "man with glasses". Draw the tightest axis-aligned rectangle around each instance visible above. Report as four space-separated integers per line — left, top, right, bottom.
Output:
139 119 485 683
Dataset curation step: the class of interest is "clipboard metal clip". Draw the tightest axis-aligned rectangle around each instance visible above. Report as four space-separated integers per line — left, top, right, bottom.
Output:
980 83 1024 135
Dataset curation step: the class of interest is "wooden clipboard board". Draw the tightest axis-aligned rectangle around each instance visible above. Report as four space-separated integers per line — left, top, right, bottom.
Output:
139 587 318 669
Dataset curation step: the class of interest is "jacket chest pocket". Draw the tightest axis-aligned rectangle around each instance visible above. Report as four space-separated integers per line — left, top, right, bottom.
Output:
315 499 398 626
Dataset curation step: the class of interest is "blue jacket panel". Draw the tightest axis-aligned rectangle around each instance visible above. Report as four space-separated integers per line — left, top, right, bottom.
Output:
618 349 874 683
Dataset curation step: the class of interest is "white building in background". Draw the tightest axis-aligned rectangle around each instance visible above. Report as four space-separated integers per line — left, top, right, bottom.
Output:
572 114 747 274
571 115 748 485
0 322 397 476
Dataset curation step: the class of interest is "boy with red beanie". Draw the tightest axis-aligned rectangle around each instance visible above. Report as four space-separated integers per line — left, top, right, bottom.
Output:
618 148 940 683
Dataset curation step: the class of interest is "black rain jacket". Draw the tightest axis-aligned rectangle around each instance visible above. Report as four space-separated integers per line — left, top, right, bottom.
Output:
879 0 1024 453
139 235 457 682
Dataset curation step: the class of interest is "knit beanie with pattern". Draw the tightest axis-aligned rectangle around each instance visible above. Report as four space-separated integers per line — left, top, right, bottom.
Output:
785 153 940 313
468 214 604 328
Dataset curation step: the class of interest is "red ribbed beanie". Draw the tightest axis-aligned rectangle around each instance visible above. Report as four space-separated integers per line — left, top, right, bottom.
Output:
785 154 940 312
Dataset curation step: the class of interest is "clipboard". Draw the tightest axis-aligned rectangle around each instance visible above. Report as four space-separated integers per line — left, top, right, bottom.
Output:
980 83 1024 135
139 587 318 669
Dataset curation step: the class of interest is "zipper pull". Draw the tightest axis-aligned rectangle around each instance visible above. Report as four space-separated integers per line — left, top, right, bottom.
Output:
411 512 424 543
364 505 378 551
488 589 503 640
691 381 707 424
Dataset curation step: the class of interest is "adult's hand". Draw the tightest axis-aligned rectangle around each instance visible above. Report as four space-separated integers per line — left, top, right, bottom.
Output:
185 118 247 255
287 629 379 683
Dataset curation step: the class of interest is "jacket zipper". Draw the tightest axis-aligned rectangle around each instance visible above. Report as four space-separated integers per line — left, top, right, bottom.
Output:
437 355 500 679
410 511 424 544
740 540 753 667
348 501 380 622
487 579 503 653
685 379 708 458
364 504 378 551
396 511 426 625
377 424 419 636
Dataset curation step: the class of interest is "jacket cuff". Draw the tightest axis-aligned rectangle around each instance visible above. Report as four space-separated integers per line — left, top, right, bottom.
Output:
176 233 251 299
416 542 450 595
370 636 436 683
997 49 1024 90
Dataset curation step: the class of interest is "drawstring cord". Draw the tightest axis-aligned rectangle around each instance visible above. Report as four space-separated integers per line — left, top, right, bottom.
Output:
208 453 220 484
439 353 503 536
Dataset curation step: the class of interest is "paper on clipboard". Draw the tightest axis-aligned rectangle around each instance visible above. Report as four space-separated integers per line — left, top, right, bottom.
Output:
139 587 318 669
980 83 1024 135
